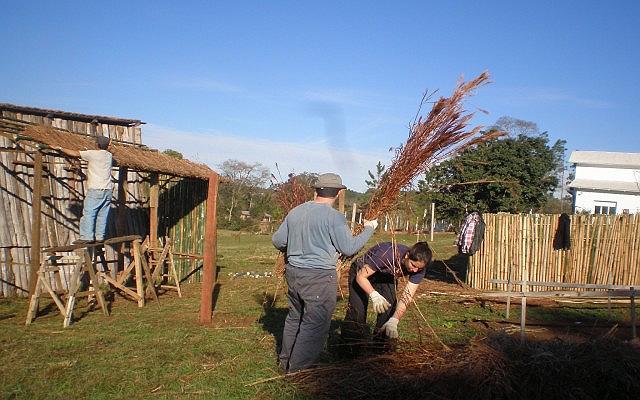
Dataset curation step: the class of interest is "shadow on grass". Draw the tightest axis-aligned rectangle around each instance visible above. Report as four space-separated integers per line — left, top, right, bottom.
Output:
256 292 350 364
428 253 470 284
256 292 287 357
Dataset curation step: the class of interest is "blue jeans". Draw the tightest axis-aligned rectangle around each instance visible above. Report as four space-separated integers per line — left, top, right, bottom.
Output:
79 189 112 241
279 266 337 372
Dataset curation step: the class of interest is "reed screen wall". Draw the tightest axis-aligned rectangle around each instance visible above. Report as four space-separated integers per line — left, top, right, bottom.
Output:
468 213 640 291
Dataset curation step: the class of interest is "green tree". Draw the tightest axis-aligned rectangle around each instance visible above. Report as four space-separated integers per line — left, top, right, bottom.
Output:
162 149 183 159
365 161 386 190
420 132 565 222
218 159 270 224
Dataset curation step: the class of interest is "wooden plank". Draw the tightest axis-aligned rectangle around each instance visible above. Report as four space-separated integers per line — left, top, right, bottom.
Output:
27 151 43 297
199 174 219 324
43 235 142 253
133 240 145 307
484 290 640 298
2 249 15 296
488 279 637 290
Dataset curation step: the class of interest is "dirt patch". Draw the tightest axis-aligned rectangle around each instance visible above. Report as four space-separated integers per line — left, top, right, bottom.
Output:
210 312 256 329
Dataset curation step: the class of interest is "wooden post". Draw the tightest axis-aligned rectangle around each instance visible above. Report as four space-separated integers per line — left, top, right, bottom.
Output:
430 202 435 242
149 173 159 248
28 150 43 298
338 189 345 213
506 276 512 319
133 240 145 308
350 203 357 230
521 267 528 343
200 174 219 324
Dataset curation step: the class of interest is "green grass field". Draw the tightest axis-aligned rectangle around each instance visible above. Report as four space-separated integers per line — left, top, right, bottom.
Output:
1 230 637 399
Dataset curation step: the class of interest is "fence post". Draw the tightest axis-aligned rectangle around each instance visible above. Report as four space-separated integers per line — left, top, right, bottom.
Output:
520 267 528 343
430 202 435 242
631 287 637 339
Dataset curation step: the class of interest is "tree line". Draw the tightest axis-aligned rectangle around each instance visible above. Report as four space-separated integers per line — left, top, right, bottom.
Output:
163 116 572 232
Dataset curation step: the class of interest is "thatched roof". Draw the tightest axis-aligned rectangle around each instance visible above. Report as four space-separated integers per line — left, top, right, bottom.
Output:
0 103 143 127
0 118 215 179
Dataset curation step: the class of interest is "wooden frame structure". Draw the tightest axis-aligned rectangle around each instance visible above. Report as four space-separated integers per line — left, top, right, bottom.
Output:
0 104 221 325
485 278 639 342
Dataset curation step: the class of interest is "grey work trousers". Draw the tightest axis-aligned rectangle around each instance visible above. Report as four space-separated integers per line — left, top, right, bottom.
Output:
279 265 337 372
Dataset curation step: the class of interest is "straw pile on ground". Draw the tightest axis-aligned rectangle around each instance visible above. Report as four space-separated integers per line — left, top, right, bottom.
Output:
286 334 640 400
362 71 503 224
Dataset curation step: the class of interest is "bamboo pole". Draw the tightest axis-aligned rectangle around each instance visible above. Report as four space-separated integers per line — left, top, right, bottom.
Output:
149 173 159 248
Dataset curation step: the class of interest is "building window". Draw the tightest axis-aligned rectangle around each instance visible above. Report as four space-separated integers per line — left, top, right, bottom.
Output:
594 205 617 215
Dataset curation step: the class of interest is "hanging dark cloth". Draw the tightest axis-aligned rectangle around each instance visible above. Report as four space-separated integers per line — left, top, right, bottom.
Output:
457 211 486 255
553 213 571 250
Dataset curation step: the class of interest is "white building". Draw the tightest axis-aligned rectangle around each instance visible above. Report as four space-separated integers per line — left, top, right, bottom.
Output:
568 151 640 214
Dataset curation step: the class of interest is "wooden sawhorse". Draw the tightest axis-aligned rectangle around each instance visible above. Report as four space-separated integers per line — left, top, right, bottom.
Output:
26 247 108 327
147 236 182 298
26 235 143 327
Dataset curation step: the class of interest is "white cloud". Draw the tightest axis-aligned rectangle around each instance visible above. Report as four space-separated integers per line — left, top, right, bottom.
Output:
143 124 393 192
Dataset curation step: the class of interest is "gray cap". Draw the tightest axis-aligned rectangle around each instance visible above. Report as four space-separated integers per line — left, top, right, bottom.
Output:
314 173 347 189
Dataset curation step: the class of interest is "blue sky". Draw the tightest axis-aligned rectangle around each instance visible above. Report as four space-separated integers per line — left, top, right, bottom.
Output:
2 1 639 191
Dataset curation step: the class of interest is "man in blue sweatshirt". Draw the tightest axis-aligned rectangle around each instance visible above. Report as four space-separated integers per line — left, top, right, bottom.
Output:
272 173 378 372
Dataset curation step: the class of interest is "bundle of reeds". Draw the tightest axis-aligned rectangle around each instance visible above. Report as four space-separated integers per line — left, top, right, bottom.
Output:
272 173 314 215
362 72 503 223
272 173 314 276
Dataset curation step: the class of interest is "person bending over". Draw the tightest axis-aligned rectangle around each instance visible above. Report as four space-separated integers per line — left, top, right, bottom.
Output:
342 241 432 349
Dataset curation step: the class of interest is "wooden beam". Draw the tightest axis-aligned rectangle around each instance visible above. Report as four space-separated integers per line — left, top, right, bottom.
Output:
338 189 345 213
27 151 43 298
116 166 128 279
200 173 219 324
149 172 159 248
42 235 142 253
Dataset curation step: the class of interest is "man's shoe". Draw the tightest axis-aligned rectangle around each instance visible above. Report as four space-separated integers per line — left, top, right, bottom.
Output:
73 239 94 245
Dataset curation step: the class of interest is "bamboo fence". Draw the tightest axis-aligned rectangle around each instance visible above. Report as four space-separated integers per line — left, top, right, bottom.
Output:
0 111 209 296
158 176 207 282
468 213 640 291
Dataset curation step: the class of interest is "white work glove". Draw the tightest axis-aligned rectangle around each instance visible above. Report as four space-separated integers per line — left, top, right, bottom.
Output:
380 317 399 339
363 219 378 230
369 290 391 314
